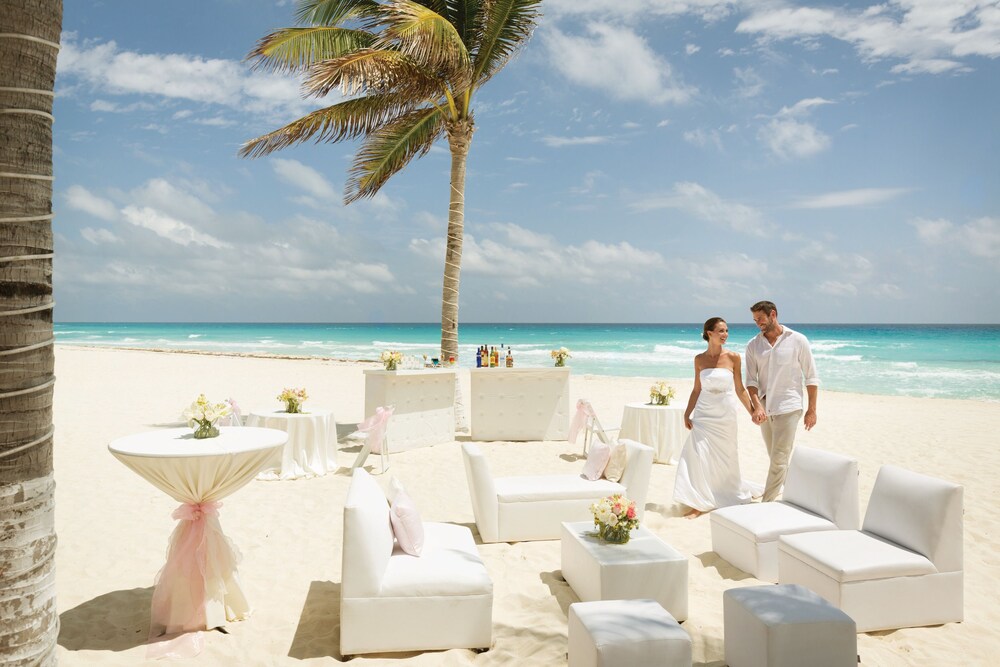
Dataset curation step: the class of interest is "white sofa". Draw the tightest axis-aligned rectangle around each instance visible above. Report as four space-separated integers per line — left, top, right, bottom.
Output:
340 469 494 655
710 446 860 582
461 440 654 543
778 464 964 632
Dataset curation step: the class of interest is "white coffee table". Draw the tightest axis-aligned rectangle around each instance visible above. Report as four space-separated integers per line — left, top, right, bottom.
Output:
561 521 688 621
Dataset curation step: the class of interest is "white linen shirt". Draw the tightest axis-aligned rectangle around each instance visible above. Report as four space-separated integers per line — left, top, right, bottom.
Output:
744 326 820 417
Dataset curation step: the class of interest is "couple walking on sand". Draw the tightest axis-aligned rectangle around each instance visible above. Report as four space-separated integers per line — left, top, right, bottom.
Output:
673 301 820 519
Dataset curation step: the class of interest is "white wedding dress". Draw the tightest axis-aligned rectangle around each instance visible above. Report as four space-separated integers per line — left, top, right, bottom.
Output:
673 367 759 512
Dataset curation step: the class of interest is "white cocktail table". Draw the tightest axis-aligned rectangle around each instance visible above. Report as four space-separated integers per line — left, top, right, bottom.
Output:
247 409 338 479
561 521 688 621
620 402 685 464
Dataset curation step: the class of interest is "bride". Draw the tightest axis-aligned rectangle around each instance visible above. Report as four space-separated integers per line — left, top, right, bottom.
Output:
673 317 760 518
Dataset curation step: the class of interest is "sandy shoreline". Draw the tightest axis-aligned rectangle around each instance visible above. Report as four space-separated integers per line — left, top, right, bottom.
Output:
52 346 1000 665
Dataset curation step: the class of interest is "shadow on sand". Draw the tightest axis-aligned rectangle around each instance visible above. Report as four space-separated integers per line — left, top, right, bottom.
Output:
58 586 153 652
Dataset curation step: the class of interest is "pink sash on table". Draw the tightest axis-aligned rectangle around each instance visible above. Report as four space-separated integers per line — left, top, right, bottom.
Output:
568 399 596 443
356 405 394 454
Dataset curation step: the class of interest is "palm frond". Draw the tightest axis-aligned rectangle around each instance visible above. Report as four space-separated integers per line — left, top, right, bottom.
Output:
380 0 471 76
295 0 381 26
246 26 375 73
239 94 421 159
448 0 482 47
305 48 441 98
470 0 541 85
346 106 445 202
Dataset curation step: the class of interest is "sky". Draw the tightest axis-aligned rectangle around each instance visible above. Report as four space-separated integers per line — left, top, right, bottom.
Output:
53 0 1000 324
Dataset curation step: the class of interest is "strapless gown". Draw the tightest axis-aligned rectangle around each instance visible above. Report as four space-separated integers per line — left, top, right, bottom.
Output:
673 367 759 512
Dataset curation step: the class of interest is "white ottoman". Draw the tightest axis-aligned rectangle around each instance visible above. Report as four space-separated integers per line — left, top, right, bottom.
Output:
724 584 857 667
561 521 688 621
569 599 691 667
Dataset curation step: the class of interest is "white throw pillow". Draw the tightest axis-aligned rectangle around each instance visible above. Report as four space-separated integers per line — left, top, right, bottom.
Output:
602 441 627 482
582 439 612 481
388 477 424 556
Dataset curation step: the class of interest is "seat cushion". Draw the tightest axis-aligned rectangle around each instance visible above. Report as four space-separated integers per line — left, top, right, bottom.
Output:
713 501 837 543
380 522 492 597
495 475 622 503
778 530 937 583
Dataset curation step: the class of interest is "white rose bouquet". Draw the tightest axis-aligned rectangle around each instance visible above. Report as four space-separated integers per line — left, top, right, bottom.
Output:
551 347 571 367
277 387 308 413
589 493 639 544
650 381 675 406
183 394 231 439
379 350 403 370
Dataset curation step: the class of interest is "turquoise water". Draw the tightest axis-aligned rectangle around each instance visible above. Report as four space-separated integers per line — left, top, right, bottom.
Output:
54 322 1000 402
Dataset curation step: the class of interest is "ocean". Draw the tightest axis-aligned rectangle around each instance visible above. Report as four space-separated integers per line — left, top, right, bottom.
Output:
54 322 1000 402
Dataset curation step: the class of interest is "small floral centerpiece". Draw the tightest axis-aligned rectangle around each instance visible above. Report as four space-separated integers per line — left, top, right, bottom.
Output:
551 347 571 367
380 350 403 371
277 387 308 414
650 381 676 406
590 493 639 544
183 394 231 439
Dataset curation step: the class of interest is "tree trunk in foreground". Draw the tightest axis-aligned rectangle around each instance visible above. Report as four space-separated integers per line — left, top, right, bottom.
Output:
0 1 62 665
439 118 473 362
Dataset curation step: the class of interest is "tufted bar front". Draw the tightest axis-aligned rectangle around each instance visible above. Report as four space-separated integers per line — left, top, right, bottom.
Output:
470 367 570 441
363 369 456 451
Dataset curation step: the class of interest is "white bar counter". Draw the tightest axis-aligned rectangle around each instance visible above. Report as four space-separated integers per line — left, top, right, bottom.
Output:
470 367 570 441
364 369 456 451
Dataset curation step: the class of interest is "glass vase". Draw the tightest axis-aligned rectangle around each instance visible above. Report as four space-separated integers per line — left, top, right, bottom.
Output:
554 358 565 367
385 360 398 371
284 400 301 414
598 523 632 544
193 420 220 439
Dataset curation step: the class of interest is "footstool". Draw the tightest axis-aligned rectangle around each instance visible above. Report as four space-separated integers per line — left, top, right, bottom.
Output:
569 599 691 667
561 521 688 620
724 584 857 667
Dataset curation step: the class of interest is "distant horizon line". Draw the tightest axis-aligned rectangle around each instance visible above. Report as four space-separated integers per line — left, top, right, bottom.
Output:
54 321 1000 327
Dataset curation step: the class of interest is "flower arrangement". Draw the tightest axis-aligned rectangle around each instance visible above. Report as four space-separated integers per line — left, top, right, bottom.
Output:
589 493 639 544
551 347 571 367
277 387 308 413
650 381 676 406
379 350 403 371
183 394 231 439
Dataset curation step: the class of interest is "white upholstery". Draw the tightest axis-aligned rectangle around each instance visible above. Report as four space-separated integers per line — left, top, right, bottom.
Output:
569 599 691 667
710 446 859 582
363 369 455 450
340 469 493 655
778 464 963 632
724 584 857 667
561 522 688 621
462 440 654 543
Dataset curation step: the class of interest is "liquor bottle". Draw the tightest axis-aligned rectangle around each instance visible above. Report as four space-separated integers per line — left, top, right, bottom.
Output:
490 346 498 367
476 347 482 368
506 347 513 368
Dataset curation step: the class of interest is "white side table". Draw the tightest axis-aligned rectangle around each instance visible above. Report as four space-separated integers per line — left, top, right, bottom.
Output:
246 409 338 480
364 369 455 451
561 521 688 621
620 402 685 464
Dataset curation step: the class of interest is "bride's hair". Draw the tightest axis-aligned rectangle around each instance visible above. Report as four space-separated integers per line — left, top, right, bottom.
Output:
703 317 726 341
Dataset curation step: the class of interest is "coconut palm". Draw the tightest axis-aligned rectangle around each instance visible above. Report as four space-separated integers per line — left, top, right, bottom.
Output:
241 0 541 360
0 0 62 664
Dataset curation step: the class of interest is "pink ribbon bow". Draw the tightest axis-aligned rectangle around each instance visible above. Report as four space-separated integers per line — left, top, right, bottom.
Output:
568 399 596 443
227 398 242 426
357 405 394 454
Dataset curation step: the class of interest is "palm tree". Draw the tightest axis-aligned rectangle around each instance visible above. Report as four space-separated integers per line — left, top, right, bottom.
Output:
0 0 62 664
241 0 541 360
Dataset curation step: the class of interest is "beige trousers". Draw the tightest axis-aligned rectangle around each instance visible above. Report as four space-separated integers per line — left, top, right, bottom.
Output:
760 408 802 502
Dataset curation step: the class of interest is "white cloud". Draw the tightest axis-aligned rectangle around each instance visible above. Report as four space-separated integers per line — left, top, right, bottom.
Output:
790 187 911 209
910 217 953 243
622 121 641 129
758 118 830 159
546 0 736 23
685 43 701 55
777 97 834 117
272 158 340 201
121 205 231 248
915 216 1000 260
65 185 118 221
657 119 671 127
819 280 858 296
631 181 769 236
80 227 121 244
543 23 695 105
733 66 764 98
570 170 603 194
541 135 612 147
683 128 724 151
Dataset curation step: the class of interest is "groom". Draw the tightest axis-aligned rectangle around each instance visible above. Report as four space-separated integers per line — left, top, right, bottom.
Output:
744 301 820 502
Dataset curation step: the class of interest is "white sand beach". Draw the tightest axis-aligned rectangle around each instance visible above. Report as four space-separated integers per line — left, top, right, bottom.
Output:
53 346 1000 666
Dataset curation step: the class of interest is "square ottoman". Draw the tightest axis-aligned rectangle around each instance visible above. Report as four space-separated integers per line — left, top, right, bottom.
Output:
561 521 688 621
569 599 691 667
724 584 857 667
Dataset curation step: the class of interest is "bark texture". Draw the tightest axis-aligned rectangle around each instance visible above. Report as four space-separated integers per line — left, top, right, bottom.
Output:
0 1 62 664
439 118 473 361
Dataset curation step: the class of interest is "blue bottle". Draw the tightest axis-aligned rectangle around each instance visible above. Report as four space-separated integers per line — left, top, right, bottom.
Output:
476 347 482 368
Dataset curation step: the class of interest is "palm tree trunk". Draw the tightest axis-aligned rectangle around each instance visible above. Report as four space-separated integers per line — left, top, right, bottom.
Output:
439 118 473 361
0 1 62 665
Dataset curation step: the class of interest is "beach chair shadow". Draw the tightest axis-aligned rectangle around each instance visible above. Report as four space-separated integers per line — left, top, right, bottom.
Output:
694 551 754 582
539 570 578 618
58 586 153 652
288 580 342 660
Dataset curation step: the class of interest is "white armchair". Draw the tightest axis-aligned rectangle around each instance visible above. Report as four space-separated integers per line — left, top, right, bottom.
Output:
340 469 493 655
778 464 963 632
461 440 654 543
710 446 860 582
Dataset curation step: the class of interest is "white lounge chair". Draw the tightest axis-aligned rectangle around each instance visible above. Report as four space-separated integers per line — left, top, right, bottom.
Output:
778 464 963 632
710 446 860 582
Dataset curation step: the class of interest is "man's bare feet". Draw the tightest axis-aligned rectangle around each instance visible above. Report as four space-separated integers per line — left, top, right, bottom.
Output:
684 508 703 519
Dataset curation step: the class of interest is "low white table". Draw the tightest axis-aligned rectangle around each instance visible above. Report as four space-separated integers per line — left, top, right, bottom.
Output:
561 521 688 621
620 402 685 464
470 367 570 441
364 369 455 451
246 409 338 480
108 427 286 639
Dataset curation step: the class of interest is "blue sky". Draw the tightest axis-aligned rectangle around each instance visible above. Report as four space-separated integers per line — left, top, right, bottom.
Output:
54 0 1000 324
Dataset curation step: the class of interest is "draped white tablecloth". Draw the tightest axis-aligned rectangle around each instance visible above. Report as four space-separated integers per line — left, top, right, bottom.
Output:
246 409 338 480
619 402 685 464
470 367 571 441
108 427 286 650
